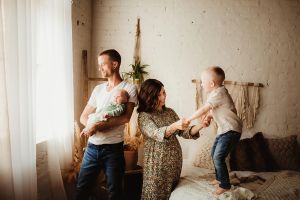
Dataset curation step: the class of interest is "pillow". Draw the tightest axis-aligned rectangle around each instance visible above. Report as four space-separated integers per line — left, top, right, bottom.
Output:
192 124 230 170
229 137 253 171
264 135 300 171
192 129 215 170
230 132 274 172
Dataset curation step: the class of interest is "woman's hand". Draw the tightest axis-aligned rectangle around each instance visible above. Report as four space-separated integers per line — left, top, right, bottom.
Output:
165 118 190 138
175 118 190 130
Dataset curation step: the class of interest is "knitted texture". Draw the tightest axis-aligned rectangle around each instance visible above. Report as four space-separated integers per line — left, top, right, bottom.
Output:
265 135 300 171
257 171 300 200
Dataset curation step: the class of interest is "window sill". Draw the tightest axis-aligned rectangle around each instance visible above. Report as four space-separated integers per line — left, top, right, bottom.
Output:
36 136 49 144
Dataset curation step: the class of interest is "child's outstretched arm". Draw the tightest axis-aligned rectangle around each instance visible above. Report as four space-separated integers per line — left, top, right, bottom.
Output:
188 103 211 122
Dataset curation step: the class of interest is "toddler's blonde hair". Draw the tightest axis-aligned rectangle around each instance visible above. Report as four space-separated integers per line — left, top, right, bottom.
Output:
205 66 225 86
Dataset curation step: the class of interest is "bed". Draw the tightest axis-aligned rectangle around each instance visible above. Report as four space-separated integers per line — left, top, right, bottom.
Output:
170 161 300 200
170 133 300 200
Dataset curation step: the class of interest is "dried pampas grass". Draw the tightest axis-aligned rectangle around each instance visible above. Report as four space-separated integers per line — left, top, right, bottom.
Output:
65 121 88 183
124 123 143 151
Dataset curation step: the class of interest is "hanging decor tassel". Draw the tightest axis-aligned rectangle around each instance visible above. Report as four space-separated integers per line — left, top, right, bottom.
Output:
133 18 141 64
245 86 260 128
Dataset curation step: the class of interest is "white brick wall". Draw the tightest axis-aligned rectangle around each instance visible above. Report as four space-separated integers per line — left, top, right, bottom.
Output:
91 0 300 141
72 0 92 124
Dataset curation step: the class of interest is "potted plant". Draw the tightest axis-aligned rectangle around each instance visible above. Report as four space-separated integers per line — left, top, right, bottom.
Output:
122 18 148 170
122 61 148 170
122 60 149 85
123 123 143 170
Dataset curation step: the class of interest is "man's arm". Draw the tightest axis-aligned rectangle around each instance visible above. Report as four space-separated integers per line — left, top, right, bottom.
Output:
82 102 135 137
80 104 96 127
187 103 211 122
100 102 134 127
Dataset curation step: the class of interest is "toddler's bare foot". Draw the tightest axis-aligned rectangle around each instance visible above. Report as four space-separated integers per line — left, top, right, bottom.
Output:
213 187 230 196
209 179 220 185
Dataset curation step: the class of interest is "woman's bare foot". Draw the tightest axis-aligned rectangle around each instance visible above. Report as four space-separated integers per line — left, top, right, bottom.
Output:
213 186 230 195
209 179 220 185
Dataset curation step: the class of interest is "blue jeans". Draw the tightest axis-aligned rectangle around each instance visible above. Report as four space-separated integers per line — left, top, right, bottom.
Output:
76 142 125 200
211 131 241 189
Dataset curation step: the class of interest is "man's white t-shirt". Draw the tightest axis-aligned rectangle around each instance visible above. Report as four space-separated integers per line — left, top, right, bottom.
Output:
87 81 138 145
206 86 242 135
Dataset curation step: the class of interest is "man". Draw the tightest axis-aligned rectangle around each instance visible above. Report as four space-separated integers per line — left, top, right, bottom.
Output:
76 49 138 200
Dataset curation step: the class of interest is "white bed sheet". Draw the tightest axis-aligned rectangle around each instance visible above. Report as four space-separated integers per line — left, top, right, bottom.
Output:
170 160 257 200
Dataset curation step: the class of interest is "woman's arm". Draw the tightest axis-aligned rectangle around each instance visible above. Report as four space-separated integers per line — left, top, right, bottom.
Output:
190 124 204 135
138 113 187 142
177 114 212 139
189 115 212 135
165 119 189 138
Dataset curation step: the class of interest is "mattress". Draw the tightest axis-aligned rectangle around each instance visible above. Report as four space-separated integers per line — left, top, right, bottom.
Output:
170 160 300 200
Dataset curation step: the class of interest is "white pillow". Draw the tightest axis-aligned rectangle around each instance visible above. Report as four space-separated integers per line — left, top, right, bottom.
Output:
192 123 231 171
192 125 216 170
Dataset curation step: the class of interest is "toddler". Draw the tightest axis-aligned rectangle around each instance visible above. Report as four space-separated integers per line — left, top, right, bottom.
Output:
188 66 242 195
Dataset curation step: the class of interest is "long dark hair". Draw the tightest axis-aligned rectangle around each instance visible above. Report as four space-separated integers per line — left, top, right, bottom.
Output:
137 79 165 113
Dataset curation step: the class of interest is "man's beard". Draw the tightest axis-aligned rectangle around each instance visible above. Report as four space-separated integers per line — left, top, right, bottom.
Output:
101 71 110 78
101 69 115 78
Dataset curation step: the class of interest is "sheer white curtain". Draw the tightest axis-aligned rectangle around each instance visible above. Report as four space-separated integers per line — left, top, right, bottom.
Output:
0 3 15 199
35 0 74 199
0 0 37 199
0 0 73 199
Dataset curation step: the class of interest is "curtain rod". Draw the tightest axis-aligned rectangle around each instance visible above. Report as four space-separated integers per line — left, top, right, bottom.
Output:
191 79 264 87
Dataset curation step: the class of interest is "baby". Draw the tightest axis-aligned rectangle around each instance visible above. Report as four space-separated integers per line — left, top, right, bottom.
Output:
83 89 130 133
188 66 242 195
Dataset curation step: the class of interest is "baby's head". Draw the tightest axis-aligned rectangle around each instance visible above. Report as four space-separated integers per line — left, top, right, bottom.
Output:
114 89 130 104
201 66 225 93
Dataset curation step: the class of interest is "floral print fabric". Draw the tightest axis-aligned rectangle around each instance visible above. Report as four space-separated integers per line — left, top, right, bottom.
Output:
138 107 199 200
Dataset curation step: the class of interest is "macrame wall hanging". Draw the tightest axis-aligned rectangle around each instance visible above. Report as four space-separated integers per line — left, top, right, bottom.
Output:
192 79 264 129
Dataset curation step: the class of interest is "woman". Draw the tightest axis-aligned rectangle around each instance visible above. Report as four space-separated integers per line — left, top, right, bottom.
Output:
137 79 209 200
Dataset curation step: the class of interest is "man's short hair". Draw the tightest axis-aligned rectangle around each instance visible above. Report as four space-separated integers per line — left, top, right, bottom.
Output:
99 49 121 67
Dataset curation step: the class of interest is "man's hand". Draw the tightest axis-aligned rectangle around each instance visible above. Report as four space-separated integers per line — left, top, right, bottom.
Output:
80 124 98 137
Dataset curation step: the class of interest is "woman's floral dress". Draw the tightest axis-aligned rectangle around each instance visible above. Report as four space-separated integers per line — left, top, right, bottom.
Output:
138 107 199 200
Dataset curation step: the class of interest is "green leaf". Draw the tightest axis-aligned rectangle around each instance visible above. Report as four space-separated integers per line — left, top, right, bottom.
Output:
123 61 150 82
